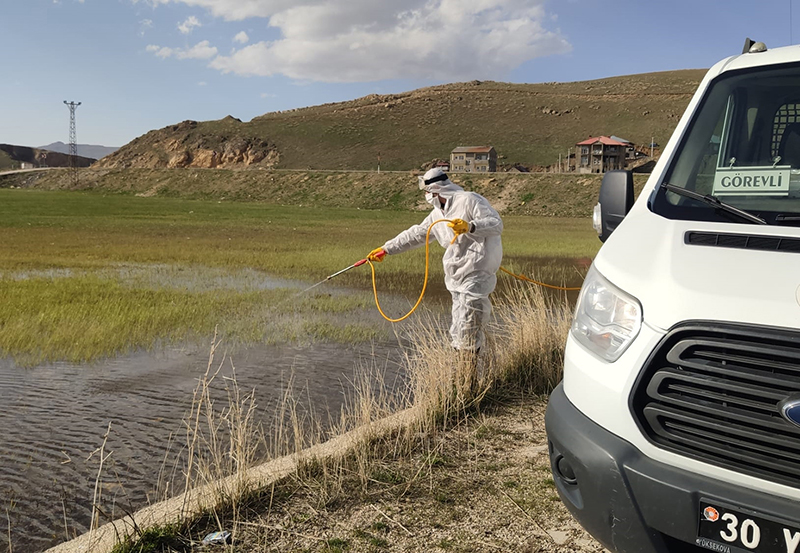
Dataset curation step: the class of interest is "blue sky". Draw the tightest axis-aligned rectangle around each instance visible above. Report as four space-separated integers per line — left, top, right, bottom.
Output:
1 0 797 148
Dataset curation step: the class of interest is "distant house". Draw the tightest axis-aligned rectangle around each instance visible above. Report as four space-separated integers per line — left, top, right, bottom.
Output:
576 136 631 173
611 135 637 161
434 159 450 171
450 146 497 173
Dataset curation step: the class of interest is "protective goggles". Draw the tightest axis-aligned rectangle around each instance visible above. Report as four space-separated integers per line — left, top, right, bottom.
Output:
417 172 449 190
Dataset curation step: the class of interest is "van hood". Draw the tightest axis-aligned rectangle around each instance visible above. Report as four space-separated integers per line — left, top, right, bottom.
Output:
594 212 800 332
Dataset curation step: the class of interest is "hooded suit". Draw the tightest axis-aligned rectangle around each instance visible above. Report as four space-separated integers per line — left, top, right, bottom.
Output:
381 172 503 351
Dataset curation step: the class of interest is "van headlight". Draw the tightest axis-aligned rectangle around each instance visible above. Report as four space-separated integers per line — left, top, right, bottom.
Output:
571 265 642 362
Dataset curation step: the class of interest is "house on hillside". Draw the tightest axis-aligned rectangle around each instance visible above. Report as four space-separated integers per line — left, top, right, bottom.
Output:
611 135 638 161
576 136 632 173
450 146 497 173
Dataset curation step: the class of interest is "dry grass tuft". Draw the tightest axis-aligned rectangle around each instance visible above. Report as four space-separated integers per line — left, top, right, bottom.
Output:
492 282 573 395
108 282 574 552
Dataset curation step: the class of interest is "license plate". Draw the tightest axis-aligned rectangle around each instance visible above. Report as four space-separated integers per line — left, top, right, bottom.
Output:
697 499 800 553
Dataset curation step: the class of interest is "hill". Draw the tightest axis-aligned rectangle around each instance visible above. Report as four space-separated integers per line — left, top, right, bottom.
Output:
38 141 119 160
0 144 95 170
95 69 705 171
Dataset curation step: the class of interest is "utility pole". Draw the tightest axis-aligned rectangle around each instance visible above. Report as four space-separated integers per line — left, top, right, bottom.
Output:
64 100 81 185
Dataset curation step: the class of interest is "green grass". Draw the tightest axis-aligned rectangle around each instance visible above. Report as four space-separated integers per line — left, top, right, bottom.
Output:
0 189 600 363
2 167 649 218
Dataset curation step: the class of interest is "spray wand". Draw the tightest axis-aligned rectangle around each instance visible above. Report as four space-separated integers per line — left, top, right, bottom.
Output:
298 250 385 295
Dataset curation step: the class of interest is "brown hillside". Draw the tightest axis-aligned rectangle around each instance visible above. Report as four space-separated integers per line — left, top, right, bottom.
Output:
94 118 280 170
0 144 94 169
95 70 706 172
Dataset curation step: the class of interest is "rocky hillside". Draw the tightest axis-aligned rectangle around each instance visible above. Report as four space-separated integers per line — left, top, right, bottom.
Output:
96 70 706 172
94 117 279 170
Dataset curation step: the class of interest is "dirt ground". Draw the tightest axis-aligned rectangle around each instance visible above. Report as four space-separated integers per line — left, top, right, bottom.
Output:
196 394 609 553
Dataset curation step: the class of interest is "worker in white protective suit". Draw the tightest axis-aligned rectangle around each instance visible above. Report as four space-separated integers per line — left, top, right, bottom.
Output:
367 168 503 352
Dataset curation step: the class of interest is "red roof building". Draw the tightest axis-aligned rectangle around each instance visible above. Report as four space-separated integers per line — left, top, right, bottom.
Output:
576 136 631 173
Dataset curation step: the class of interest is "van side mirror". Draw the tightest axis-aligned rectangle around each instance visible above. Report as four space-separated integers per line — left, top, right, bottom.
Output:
593 170 634 242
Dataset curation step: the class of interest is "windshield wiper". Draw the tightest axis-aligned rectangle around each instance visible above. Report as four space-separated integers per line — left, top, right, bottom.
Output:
661 182 767 225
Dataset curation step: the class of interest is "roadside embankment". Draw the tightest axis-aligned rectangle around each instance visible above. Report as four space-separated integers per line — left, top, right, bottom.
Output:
0 167 649 218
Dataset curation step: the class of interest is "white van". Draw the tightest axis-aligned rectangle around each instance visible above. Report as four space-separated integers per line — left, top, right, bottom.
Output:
545 39 800 553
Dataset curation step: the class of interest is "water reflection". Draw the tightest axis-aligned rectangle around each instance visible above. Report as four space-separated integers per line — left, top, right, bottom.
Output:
0 341 406 553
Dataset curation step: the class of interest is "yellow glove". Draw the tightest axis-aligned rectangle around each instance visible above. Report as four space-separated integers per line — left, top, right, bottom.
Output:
367 247 386 262
448 218 470 237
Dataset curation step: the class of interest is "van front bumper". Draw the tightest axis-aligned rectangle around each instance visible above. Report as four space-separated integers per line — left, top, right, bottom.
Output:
545 383 799 553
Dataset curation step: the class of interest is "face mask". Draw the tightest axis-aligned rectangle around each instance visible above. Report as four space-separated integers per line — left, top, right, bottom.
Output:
425 192 436 206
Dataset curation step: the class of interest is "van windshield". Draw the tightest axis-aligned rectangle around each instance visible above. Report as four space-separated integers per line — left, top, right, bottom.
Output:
653 63 800 226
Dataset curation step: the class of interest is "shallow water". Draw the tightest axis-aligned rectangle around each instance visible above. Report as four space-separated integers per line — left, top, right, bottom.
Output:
0 340 407 553
0 254 589 552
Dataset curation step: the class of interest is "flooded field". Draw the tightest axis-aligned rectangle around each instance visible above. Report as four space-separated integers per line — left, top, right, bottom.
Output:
0 254 589 552
0 190 598 551
1 339 409 552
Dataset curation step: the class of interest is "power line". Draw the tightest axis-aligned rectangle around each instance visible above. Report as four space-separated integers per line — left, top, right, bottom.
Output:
64 100 81 186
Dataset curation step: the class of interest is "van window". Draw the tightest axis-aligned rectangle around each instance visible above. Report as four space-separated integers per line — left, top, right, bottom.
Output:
653 63 800 225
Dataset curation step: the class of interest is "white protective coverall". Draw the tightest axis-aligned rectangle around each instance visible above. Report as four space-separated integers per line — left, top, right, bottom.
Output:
381 178 503 351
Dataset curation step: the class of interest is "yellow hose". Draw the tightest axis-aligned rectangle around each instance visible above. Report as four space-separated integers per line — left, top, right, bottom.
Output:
368 218 451 322
498 267 582 291
368 219 583 323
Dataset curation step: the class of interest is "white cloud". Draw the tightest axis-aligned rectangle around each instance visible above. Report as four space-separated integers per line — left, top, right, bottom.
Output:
139 18 154 36
198 81 208 86
178 15 202 34
150 0 571 82
147 41 217 60
178 40 218 59
147 44 175 58
234 31 250 44
145 0 297 21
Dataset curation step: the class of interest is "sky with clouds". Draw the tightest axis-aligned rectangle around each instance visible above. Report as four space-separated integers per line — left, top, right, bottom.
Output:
1 0 798 148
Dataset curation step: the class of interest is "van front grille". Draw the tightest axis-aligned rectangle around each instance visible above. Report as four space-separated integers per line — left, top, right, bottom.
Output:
630 322 800 488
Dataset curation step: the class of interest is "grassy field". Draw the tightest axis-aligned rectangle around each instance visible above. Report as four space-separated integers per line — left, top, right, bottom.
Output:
1 166 650 218
0 189 600 364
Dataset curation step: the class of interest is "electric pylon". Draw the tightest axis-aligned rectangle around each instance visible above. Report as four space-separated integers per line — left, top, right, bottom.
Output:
64 100 81 185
